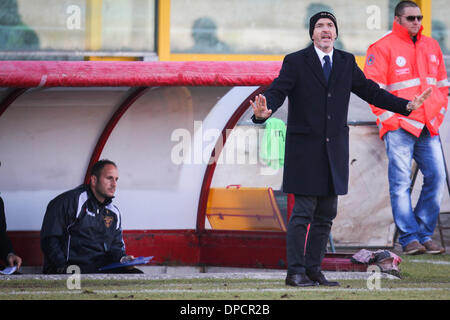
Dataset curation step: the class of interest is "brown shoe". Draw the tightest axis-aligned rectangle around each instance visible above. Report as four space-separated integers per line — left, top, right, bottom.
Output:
403 240 426 255
422 240 445 254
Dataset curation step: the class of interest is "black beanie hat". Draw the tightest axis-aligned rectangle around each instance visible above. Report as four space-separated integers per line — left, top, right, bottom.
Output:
309 11 338 40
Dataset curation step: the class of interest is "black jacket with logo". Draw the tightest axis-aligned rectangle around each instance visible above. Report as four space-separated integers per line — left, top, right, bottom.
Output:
40 185 126 273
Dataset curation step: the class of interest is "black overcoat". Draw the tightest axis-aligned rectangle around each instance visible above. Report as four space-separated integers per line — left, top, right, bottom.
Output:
255 44 410 196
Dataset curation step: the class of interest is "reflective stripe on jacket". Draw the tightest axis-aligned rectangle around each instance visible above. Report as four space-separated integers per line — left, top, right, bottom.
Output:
364 21 449 139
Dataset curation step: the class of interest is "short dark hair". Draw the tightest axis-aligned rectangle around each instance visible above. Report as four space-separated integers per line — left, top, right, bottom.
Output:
90 159 117 178
395 1 419 17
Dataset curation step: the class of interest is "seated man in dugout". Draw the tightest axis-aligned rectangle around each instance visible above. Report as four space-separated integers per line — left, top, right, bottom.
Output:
40 159 142 274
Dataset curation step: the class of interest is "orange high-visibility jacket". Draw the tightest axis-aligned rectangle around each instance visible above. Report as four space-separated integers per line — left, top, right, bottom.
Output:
364 21 449 139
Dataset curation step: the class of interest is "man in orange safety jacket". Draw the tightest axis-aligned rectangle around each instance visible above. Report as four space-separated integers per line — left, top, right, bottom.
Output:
364 1 448 255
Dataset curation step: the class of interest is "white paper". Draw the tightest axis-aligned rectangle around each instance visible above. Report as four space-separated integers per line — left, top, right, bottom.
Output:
0 266 17 275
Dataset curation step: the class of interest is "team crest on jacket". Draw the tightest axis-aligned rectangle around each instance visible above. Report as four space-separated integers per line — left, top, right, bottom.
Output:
367 54 375 65
396 56 406 67
104 215 114 228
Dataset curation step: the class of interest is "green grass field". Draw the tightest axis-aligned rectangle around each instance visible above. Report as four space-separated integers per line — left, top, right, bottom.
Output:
0 254 449 300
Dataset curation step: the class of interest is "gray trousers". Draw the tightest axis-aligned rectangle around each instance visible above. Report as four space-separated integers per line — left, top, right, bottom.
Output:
286 194 337 274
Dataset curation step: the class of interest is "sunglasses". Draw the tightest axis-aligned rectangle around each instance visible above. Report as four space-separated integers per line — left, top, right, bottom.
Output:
402 15 423 22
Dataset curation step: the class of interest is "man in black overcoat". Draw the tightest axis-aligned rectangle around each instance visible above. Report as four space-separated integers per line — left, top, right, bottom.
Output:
251 11 432 287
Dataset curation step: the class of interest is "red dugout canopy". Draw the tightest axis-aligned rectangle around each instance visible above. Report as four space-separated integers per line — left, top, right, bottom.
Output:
0 61 282 88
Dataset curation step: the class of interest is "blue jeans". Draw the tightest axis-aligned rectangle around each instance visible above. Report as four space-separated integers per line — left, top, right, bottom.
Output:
384 127 445 249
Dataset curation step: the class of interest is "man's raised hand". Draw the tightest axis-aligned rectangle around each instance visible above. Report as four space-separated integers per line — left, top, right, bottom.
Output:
250 94 272 120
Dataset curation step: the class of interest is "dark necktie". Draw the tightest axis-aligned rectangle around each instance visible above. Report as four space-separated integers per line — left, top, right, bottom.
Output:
323 55 331 82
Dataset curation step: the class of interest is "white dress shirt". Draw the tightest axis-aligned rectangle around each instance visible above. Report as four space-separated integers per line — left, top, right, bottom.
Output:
314 46 334 68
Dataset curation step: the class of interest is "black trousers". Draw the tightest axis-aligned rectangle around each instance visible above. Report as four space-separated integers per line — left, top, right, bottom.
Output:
286 194 337 274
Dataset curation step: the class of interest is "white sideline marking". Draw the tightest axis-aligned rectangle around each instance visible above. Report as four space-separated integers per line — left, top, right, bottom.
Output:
410 259 450 265
2 287 449 296
0 271 400 281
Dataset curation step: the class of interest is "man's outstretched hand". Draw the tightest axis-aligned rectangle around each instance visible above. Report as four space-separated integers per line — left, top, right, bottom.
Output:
409 87 433 111
250 94 272 120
